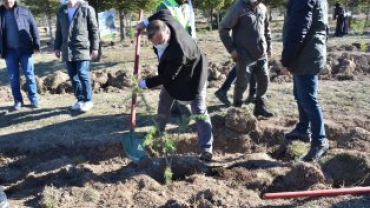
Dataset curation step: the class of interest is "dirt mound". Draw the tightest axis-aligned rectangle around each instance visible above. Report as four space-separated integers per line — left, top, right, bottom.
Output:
337 127 370 152
224 107 258 134
107 70 131 89
267 162 326 192
0 86 12 102
43 71 70 94
321 152 370 187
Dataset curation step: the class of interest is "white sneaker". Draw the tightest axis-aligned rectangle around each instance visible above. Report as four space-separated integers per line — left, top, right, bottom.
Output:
0 186 8 208
80 101 93 112
71 101 84 111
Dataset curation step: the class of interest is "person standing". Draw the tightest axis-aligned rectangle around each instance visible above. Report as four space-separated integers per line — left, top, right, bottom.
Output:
333 2 345 37
215 1 271 107
218 0 273 118
136 10 214 162
54 0 99 112
282 0 330 161
0 0 40 110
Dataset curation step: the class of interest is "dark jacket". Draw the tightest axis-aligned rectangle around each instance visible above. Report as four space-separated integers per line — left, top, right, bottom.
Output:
54 1 99 62
145 10 208 101
219 0 271 60
0 3 40 58
281 0 328 75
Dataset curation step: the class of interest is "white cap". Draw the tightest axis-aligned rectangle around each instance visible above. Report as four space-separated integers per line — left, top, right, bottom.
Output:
250 0 258 2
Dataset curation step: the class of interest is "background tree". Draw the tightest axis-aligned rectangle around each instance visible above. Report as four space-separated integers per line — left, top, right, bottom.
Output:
22 0 60 44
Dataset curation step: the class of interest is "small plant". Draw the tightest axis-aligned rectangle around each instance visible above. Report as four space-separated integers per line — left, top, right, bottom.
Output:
360 39 368 52
83 187 100 203
40 185 59 208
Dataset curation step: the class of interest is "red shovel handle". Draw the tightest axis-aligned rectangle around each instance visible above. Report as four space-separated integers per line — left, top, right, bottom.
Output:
130 9 143 129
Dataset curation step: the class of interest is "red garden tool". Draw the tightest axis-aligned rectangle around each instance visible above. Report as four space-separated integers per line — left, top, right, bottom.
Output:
121 9 146 162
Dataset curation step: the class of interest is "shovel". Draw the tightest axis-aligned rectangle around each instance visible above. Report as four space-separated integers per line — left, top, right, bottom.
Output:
121 9 146 162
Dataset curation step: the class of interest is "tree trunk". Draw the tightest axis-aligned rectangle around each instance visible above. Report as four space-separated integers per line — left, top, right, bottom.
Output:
209 8 213 31
119 9 126 41
46 13 54 44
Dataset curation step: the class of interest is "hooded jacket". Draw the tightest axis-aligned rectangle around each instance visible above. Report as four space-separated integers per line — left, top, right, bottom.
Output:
0 2 40 58
54 0 99 61
219 0 271 61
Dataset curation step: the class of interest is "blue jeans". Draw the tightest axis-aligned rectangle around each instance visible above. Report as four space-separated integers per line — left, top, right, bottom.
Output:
66 61 92 102
5 48 38 103
157 86 213 153
293 75 326 146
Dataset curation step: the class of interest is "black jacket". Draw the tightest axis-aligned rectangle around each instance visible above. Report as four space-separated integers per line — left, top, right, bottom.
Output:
281 0 328 75
0 3 40 58
145 10 208 101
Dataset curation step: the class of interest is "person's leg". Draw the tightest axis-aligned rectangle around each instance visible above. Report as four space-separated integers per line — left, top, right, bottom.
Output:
220 66 236 92
214 66 236 106
5 49 23 106
294 75 328 161
191 85 213 158
66 61 82 101
253 59 273 117
76 61 92 102
0 186 8 208
285 76 311 141
157 87 175 132
20 53 38 107
234 58 251 107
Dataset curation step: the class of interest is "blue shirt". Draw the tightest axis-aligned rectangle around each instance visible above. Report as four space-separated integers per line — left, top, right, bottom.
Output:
5 9 20 49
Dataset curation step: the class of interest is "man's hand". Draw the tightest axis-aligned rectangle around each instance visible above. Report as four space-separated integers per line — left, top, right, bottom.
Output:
280 67 290 76
135 21 146 31
54 50 61 59
231 50 238 62
91 50 99 60
138 80 147 89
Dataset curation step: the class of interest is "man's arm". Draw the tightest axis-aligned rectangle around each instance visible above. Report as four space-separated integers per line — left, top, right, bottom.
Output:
281 0 314 68
263 6 272 56
145 55 186 89
54 11 62 51
218 5 239 54
87 6 100 52
28 9 40 52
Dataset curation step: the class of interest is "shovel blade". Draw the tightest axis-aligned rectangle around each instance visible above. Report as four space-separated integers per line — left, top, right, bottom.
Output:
121 130 146 162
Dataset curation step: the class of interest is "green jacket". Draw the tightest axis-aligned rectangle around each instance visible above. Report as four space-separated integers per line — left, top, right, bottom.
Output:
219 0 271 60
282 0 328 75
54 1 99 62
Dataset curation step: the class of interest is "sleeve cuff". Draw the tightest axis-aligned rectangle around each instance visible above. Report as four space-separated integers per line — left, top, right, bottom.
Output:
144 19 150 27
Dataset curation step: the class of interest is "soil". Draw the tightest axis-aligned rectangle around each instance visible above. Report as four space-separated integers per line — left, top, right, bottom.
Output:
0 34 370 208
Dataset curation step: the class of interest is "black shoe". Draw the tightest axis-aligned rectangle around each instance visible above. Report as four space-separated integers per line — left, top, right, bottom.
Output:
214 89 231 106
285 128 311 142
199 152 213 162
301 142 329 162
245 95 256 105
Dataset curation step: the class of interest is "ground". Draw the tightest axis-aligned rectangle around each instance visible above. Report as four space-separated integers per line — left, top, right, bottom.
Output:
0 30 370 208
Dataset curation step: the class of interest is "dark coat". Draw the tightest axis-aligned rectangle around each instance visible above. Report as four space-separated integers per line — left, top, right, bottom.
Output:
0 3 40 58
145 10 208 101
281 0 328 75
54 1 99 62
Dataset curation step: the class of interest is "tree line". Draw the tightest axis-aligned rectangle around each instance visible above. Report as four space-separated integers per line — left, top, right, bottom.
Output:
19 0 369 42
